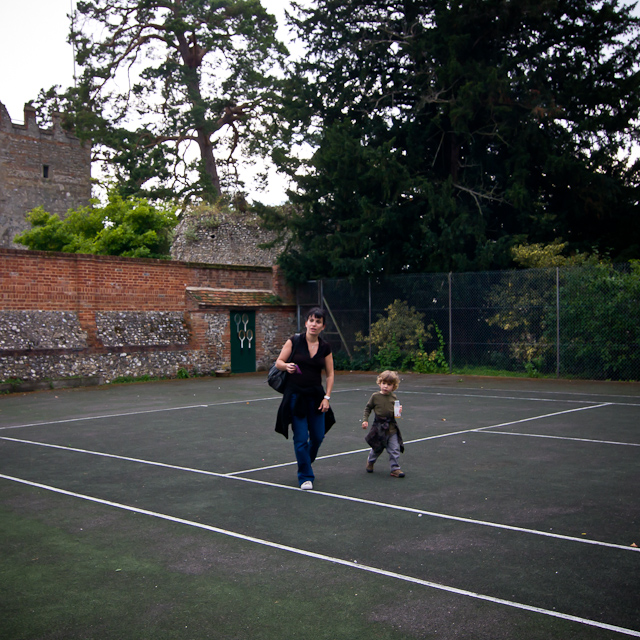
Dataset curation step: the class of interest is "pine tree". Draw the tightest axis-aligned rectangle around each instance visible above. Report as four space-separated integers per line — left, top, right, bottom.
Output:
39 0 287 202
273 0 640 280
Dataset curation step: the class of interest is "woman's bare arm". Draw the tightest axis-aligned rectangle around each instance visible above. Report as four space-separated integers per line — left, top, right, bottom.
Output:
276 339 297 373
319 353 335 412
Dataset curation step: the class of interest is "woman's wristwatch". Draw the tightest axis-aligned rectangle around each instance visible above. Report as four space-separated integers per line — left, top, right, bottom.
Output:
324 395 330 401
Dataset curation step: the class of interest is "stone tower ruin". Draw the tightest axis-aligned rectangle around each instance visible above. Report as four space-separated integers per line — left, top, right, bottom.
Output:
0 101 91 248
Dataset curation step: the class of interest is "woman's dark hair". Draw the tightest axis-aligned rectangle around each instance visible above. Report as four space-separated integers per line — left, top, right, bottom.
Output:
306 306 326 324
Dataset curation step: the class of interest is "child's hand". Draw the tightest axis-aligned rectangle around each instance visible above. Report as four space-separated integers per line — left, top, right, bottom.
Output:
362 421 368 429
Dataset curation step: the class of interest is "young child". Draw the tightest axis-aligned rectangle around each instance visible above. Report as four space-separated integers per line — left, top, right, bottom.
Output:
362 370 405 477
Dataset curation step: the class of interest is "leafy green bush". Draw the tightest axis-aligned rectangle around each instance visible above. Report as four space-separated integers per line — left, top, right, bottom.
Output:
551 262 640 380
375 334 404 370
524 356 543 378
111 375 158 384
357 300 429 354
355 299 449 373
485 242 600 373
413 326 449 374
15 191 178 259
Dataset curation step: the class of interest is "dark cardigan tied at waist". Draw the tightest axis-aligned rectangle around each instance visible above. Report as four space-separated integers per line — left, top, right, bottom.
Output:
275 382 335 439
365 415 404 453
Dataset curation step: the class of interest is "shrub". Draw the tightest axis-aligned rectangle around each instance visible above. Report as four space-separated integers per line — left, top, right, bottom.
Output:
356 299 449 373
15 191 178 259
550 262 640 380
413 325 449 374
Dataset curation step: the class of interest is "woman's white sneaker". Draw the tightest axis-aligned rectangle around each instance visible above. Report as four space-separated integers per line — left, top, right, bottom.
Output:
300 481 313 490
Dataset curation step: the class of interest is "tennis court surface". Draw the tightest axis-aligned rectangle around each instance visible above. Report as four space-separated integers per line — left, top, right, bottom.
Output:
1 372 639 639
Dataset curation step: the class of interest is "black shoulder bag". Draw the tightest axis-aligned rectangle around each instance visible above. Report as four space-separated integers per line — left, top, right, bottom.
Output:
267 333 301 393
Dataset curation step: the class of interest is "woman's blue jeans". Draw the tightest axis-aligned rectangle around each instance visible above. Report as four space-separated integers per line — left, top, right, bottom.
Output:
291 393 325 486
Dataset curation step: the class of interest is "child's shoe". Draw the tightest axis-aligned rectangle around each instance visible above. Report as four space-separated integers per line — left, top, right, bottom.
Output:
390 469 405 478
366 462 374 473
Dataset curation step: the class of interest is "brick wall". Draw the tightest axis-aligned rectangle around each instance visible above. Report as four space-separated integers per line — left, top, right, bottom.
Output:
0 249 278 310
0 248 296 382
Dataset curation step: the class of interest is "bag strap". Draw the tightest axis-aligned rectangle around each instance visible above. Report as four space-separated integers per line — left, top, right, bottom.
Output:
289 332 302 360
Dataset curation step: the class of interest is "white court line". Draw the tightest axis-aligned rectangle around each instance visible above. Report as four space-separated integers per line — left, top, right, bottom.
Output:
399 387 640 408
401 382 640 400
0 381 635 434
0 397 280 432
479 430 640 447
354 384 640 406
225 445 372 474
0 404 210 431
399 389 636 405
2 434 638 554
0 473 638 638
416 402 613 440
0 389 365 432
0 386 626 434
402 390 578 402
229 402 615 476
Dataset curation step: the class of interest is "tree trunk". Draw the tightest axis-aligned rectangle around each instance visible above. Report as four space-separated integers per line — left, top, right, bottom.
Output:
177 32 221 198
196 127 221 196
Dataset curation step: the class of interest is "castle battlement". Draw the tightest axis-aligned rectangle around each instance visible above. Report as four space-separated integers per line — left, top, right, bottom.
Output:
0 102 86 147
0 102 85 146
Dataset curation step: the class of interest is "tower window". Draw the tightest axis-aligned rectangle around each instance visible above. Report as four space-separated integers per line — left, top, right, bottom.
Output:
43 165 49 179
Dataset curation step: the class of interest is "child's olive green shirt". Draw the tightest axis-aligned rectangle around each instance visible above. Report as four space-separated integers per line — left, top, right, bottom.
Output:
363 392 398 434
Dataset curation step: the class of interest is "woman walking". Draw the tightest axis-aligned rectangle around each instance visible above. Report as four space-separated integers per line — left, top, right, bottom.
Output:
274 307 335 490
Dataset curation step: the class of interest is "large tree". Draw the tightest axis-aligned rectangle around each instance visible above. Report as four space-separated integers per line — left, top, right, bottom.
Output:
40 0 287 202
270 0 640 281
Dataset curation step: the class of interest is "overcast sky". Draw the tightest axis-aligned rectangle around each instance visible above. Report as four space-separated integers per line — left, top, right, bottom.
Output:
0 0 295 204
3 1 637 203
0 0 77 120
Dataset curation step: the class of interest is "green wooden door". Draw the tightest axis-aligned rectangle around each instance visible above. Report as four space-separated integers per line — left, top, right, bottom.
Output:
230 311 256 373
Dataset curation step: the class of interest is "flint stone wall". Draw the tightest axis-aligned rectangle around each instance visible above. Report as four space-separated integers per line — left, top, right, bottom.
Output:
0 309 209 381
0 311 87 350
95 311 190 347
1 350 212 384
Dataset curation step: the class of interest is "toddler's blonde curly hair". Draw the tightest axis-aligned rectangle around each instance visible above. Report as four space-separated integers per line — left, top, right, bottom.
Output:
377 370 400 391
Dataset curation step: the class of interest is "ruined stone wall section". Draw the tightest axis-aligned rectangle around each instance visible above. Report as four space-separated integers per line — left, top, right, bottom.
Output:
170 209 287 267
0 102 91 249
0 248 276 311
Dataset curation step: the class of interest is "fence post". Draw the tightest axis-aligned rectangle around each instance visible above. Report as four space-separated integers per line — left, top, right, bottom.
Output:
368 277 372 361
322 295 352 359
448 272 453 372
556 267 560 378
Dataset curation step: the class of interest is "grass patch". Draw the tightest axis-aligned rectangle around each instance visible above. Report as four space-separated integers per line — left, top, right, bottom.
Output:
0 496 413 640
110 374 164 384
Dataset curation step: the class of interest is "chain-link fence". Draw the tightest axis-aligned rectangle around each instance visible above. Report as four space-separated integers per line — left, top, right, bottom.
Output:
296 264 640 381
